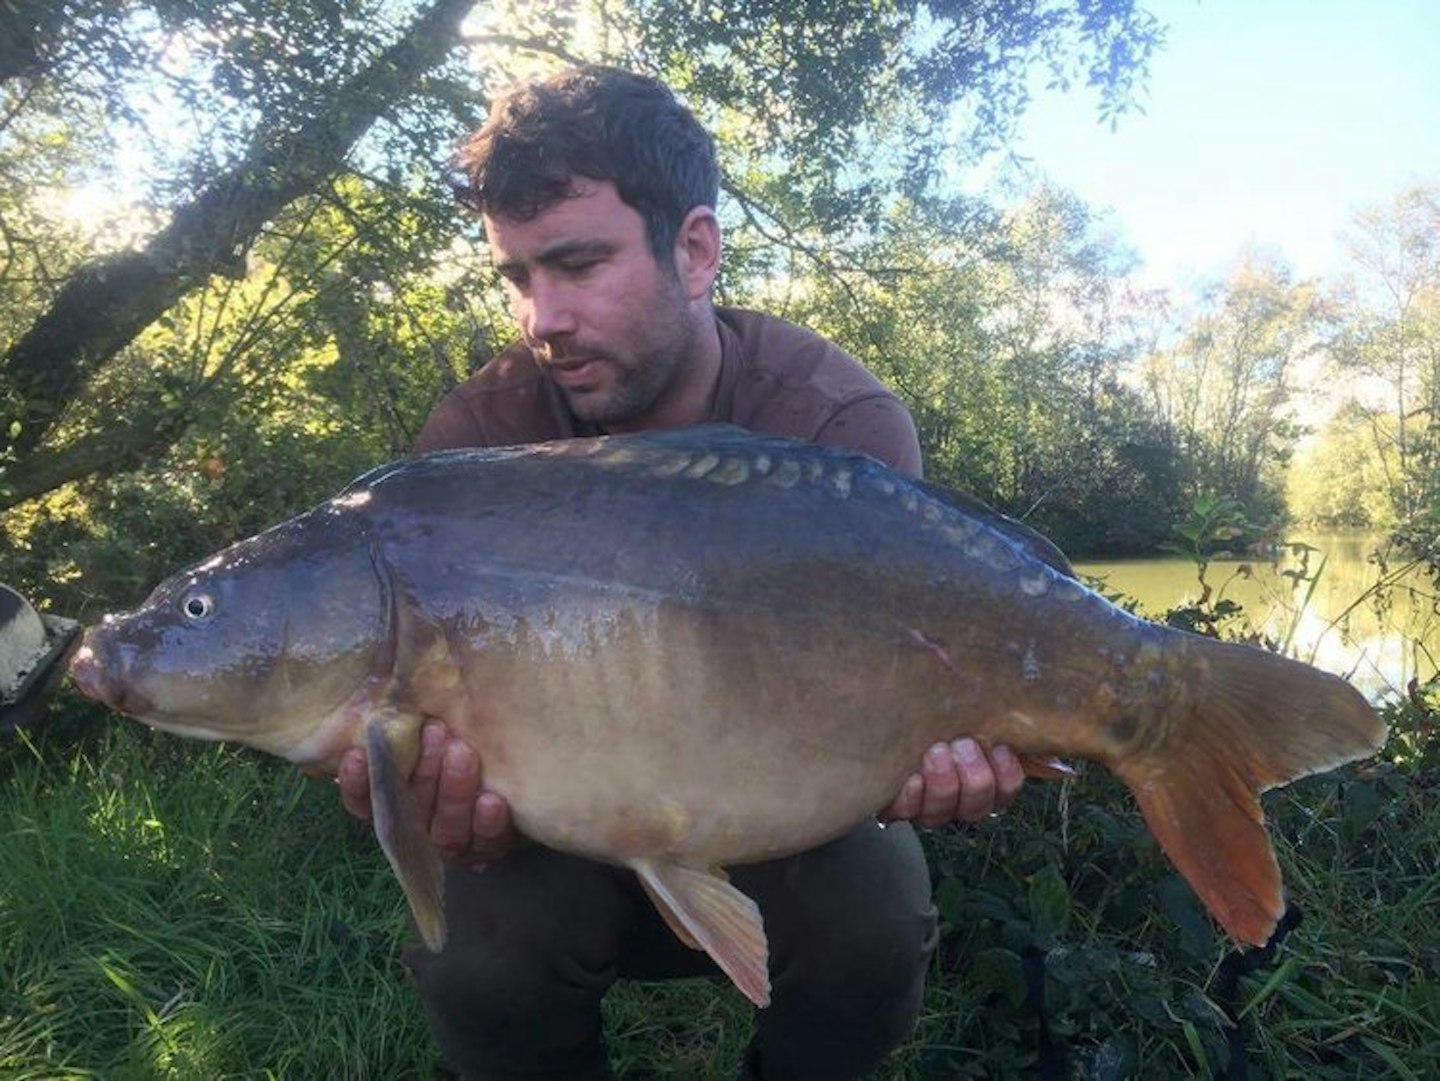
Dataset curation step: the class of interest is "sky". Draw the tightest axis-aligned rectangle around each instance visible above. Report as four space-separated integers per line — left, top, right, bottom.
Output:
997 0 1440 291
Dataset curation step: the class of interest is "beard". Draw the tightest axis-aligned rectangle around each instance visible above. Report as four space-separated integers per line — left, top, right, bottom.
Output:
544 279 700 429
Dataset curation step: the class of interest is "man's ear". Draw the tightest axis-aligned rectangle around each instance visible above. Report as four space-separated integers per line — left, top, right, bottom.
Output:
673 206 721 300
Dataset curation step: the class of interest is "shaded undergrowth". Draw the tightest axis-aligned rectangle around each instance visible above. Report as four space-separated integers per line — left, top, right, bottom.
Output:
2 684 1435 1079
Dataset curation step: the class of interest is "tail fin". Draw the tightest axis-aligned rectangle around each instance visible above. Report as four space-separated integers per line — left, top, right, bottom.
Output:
1112 639 1385 947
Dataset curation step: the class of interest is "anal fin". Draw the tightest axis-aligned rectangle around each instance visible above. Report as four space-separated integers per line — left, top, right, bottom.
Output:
1019 754 1077 780
637 873 703 951
365 718 447 951
631 859 771 1008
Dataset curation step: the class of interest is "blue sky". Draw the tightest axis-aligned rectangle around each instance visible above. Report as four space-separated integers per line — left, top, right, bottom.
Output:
999 0 1440 290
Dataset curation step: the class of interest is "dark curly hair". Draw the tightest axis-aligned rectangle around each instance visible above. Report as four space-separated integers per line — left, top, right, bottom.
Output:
449 66 719 261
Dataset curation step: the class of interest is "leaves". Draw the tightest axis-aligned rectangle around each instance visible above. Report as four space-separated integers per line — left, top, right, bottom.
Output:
920 684 1440 1077
1 0 478 472
1027 864 1072 944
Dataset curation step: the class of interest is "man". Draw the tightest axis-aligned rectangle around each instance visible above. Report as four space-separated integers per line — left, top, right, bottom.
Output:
337 66 1024 1080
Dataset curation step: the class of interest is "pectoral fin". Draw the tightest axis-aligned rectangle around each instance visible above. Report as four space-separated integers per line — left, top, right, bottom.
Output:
365 718 447 952
630 859 771 1008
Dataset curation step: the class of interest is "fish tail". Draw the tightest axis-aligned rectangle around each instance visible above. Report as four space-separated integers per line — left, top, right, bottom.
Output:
1112 639 1385 947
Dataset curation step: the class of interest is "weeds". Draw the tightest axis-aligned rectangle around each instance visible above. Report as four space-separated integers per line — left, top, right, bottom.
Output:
0 710 437 1080
916 682 1439 1080
2 672 1435 1077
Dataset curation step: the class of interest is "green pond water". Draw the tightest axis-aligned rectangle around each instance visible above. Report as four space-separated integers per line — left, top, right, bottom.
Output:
1075 532 1439 703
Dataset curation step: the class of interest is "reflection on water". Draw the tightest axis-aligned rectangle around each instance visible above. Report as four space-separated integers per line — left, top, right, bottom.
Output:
1076 533 1440 703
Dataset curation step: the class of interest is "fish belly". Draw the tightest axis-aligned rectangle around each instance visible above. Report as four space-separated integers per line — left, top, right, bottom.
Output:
431 575 1129 870
370 431 1159 870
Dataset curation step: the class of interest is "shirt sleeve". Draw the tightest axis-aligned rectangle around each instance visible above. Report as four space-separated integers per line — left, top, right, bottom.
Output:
812 396 924 479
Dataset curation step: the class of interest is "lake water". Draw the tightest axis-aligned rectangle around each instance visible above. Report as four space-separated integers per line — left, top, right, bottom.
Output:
1075 533 1440 703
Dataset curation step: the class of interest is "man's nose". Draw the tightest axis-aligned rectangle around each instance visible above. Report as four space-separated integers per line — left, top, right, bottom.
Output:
521 277 578 343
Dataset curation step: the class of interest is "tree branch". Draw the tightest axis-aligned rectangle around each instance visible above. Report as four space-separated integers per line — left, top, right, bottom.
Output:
1 0 477 460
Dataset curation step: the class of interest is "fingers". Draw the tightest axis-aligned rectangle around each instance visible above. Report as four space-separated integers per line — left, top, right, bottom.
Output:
990 744 1024 813
467 790 518 867
334 719 519 867
917 741 966 828
337 721 447 823
885 739 1027 829
408 720 450 824
429 737 483 858
337 748 371 821
949 738 998 823
878 772 924 823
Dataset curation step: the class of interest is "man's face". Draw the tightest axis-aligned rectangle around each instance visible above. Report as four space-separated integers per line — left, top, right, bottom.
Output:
485 180 698 429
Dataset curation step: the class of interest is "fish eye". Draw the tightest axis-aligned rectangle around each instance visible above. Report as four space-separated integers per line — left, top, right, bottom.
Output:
181 592 216 621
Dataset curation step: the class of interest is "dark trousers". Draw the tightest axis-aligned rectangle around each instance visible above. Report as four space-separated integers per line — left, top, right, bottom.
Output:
403 820 937 1081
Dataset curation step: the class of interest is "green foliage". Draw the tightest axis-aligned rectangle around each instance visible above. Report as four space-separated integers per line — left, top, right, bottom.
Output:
1329 185 1440 538
7 682 1435 1078
917 676 1439 1079
774 189 1186 554
1 344 426 619
1010 380 1188 556
0 710 440 1080
1287 403 1390 531
1153 492 1328 643
1139 255 1322 527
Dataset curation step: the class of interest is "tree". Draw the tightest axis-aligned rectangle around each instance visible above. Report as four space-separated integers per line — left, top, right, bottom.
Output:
1 0 479 499
1139 255 1325 523
2 0 1166 614
770 186 1182 554
1329 185 1440 532
646 0 1163 238
1286 402 1390 530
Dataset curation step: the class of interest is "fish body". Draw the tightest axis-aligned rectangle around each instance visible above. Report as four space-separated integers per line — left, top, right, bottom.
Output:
70 425 1386 1007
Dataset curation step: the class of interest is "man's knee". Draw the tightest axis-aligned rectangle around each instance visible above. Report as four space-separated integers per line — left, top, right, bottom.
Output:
740 822 937 1076
408 941 611 1076
749 897 935 1079
402 851 627 1080
745 821 935 972
407 928 589 1022
771 874 935 1025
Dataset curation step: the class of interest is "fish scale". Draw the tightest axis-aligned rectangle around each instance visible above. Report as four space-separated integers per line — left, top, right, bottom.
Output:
70 424 1385 1010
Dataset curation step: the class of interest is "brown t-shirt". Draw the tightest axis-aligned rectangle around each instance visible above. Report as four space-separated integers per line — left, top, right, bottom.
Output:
413 307 922 476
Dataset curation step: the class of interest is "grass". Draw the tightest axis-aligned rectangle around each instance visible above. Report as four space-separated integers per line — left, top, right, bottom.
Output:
2 687 1437 1080
0 706 436 1080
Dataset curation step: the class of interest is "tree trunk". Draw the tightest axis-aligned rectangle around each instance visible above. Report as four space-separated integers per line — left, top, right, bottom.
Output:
1 0 475 467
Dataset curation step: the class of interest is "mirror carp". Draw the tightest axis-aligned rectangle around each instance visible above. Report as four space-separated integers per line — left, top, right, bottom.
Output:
70 425 1386 1007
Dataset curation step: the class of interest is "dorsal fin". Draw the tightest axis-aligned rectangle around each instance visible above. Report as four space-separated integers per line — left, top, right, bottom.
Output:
618 425 1076 578
911 479 1075 579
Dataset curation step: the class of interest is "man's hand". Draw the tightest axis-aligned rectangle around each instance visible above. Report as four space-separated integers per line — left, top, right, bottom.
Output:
337 720 519 867
880 739 1023 828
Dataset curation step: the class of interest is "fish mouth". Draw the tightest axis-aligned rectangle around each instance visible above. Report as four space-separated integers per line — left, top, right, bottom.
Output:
68 639 154 716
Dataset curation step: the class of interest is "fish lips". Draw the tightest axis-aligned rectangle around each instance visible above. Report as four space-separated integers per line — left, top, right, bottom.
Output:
68 637 155 717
